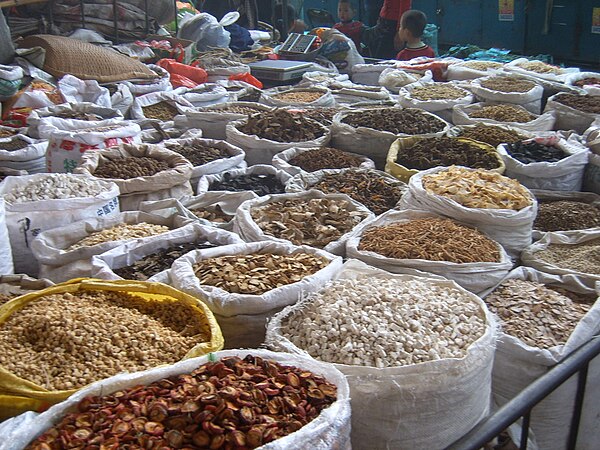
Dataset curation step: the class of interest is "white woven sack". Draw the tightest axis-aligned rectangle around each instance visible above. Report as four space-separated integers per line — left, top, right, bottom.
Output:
260 87 335 108
139 191 257 230
74 143 194 211
31 211 191 283
183 102 272 140
452 102 556 132
42 119 142 173
481 267 600 450
470 75 544 114
584 153 600 194
170 241 343 349
57 74 111 108
399 166 537 257
110 83 134 117
0 274 53 298
129 90 193 120
498 136 590 191
565 71 600 96
446 61 504 81
214 79 260 101
351 63 396 86
272 146 375 177
0 174 120 276
176 83 230 107
331 108 451 170
205 64 250 82
544 93 600 134
266 259 496 450
377 68 425 94
226 119 331 166
504 58 579 83
197 164 291 196
329 83 391 105
27 102 123 139
0 349 351 450
120 64 172 95
521 230 600 290
91 222 243 283
162 136 245 187
345 209 513 293
0 135 47 169
398 81 473 122
0 198 13 274
233 190 375 257
139 124 203 144
531 189 600 240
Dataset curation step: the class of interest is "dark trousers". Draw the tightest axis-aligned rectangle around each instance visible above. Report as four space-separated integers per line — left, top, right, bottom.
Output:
363 17 398 60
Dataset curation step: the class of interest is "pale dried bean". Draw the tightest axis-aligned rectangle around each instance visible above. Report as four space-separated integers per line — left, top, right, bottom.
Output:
480 76 536 93
3 174 110 204
516 61 563 74
0 290 211 390
485 279 591 348
280 276 486 367
272 90 324 103
535 239 600 275
410 84 469 100
67 223 170 250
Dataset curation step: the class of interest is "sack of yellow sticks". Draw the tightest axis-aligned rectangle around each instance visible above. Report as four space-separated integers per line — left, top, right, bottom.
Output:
0 278 223 420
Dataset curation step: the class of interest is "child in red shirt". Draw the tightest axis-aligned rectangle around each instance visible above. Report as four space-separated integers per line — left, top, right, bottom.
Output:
333 0 365 51
395 10 435 60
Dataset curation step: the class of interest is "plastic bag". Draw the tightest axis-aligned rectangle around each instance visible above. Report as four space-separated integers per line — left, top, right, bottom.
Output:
564 71 600 96
0 65 23 101
233 190 375 257
175 83 229 107
266 259 497 450
0 349 350 450
177 13 231 52
480 267 600 450
544 92 600 134
498 135 590 191
445 60 504 81
399 166 537 257
226 118 331 166
521 230 600 290
170 241 343 348
31 211 191 283
317 28 365 74
378 68 427 93
0 135 47 174
156 58 208 85
74 143 193 211
91 221 242 282
57 74 111 107
272 145 375 178
0 174 120 276
346 209 513 294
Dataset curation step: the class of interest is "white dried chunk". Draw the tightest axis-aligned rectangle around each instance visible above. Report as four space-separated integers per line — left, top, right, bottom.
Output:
3 174 110 204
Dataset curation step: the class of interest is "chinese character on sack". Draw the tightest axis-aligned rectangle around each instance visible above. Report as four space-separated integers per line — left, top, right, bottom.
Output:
79 143 96 154
97 208 104 217
102 205 111 215
63 159 78 173
60 140 76 151
104 138 119 148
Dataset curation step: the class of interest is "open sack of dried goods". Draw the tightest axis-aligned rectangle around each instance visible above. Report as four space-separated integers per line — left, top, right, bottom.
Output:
397 81 473 122
226 110 331 166
0 199 13 275
446 60 504 81
469 75 544 114
544 92 600 134
287 167 407 216
565 71 600 96
260 87 335 108
234 190 374 257
42 120 142 173
74 143 193 211
0 135 47 174
17 35 160 83
174 83 229 108
272 146 375 178
521 230 600 290
30 211 192 283
91 222 242 283
216 79 262 102
139 191 256 230
0 278 223 420
583 120 600 194
0 350 351 450
505 58 579 84
331 108 450 170
267 259 496 450
119 64 172 96
452 102 556 132
27 102 123 139
400 166 537 257
182 102 272 140
197 165 291 197
170 241 343 349
162 137 245 188
0 275 52 307
532 190 600 235
0 174 120 276
0 64 23 101
346 210 513 293
386 136 505 183
130 91 193 121
139 122 203 144
498 134 590 191
481 267 600 450
446 123 532 148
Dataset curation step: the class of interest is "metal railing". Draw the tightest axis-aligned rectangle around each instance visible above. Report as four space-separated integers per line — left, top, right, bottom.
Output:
446 335 600 450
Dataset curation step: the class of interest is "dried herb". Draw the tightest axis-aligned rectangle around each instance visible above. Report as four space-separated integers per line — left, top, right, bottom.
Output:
342 108 446 135
535 200 600 232
209 172 286 196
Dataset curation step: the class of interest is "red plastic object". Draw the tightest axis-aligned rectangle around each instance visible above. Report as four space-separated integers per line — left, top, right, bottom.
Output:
229 72 263 89
156 58 208 84
169 74 198 89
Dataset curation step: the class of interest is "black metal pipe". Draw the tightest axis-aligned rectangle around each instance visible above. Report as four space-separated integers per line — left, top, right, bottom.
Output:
519 412 530 450
144 0 149 36
567 362 589 449
112 0 118 44
281 0 288 41
79 0 85 28
445 335 600 450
